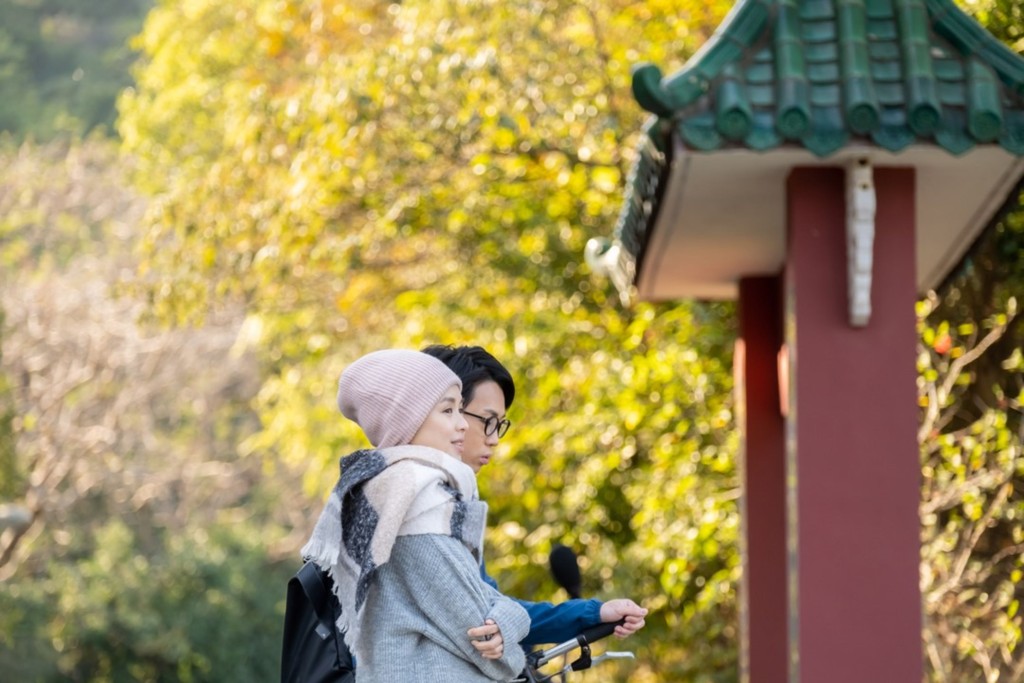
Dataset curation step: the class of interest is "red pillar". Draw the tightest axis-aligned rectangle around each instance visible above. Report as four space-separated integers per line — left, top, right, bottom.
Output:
736 276 788 683
785 167 922 682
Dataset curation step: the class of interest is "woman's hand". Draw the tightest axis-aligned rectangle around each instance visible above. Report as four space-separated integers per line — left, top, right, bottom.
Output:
467 618 505 659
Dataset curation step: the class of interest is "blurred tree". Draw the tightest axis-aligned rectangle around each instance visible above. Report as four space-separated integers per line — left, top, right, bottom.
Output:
115 0 1024 680
0 312 17 503
959 0 1024 52
119 0 739 679
941 0 1024 430
925 187 1024 436
0 0 151 139
915 3 1024 678
0 518 288 681
0 139 299 680
917 295 1024 681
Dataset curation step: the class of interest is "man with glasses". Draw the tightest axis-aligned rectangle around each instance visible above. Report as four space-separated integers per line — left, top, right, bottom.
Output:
421 345 648 657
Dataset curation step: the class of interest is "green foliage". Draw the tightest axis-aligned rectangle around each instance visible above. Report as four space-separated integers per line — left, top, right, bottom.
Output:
0 139 296 683
120 0 739 679
957 0 1024 52
916 12 1024 675
928 201 1024 433
117 0 725 328
0 518 292 682
917 295 1024 681
0 321 18 501
0 0 151 140
32 0 1010 681
0 135 134 272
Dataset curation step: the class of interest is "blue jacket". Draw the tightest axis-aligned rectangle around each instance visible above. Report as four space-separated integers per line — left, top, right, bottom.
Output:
480 561 603 646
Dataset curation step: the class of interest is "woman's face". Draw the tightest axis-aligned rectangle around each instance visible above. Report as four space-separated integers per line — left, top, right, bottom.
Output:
410 384 468 458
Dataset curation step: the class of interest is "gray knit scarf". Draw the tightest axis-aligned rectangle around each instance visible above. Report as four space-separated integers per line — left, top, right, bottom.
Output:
301 444 488 648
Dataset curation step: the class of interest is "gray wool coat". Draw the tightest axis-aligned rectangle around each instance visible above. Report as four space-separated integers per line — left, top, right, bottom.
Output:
351 533 531 682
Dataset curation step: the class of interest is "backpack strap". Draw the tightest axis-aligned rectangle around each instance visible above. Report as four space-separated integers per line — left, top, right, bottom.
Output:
297 561 334 641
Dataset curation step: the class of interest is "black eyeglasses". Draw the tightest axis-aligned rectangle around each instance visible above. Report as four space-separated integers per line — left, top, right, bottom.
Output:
461 410 511 438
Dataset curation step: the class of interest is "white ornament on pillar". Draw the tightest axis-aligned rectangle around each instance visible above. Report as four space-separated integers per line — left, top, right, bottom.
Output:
585 237 634 305
847 158 876 327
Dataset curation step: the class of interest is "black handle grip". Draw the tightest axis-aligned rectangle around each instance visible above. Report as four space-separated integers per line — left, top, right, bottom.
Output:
577 618 625 645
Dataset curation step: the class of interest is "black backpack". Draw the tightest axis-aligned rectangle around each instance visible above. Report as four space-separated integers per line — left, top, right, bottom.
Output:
281 561 356 683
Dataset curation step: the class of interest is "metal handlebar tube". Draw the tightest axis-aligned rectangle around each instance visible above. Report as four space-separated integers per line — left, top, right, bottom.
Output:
514 619 629 682
528 619 622 668
591 650 635 665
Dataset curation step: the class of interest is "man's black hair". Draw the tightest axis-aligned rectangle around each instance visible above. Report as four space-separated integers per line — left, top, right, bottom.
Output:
421 345 516 409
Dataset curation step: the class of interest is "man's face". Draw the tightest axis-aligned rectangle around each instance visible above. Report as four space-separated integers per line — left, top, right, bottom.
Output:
460 380 507 473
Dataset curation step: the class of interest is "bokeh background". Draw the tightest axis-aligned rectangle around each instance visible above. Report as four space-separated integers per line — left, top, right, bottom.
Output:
1 0 1022 680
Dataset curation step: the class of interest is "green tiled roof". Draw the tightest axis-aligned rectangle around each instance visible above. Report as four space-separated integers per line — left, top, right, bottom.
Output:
600 0 1024 297
632 0 1024 157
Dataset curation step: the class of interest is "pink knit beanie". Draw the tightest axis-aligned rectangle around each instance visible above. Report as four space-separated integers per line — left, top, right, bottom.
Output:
337 349 462 448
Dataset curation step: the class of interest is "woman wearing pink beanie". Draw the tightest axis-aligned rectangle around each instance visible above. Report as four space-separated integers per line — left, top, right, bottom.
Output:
301 349 530 682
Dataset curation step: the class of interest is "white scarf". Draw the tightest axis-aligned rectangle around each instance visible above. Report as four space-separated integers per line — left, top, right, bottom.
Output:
301 445 487 648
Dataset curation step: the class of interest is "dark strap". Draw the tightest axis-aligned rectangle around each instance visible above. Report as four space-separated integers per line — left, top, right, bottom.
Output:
297 562 334 640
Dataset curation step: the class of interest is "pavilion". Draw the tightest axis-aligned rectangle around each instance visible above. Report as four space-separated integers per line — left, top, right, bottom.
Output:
587 0 1024 680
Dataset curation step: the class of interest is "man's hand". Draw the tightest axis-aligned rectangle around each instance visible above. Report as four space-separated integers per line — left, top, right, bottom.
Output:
599 598 648 638
468 618 505 659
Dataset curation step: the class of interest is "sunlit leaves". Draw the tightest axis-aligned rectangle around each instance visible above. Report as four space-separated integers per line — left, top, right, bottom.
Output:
919 291 1024 680
122 0 742 678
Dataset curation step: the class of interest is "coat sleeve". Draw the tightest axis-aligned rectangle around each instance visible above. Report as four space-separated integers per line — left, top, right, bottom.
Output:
480 560 603 646
388 535 531 680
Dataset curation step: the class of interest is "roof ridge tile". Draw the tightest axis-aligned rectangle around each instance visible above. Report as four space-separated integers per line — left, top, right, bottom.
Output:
628 0 1024 157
